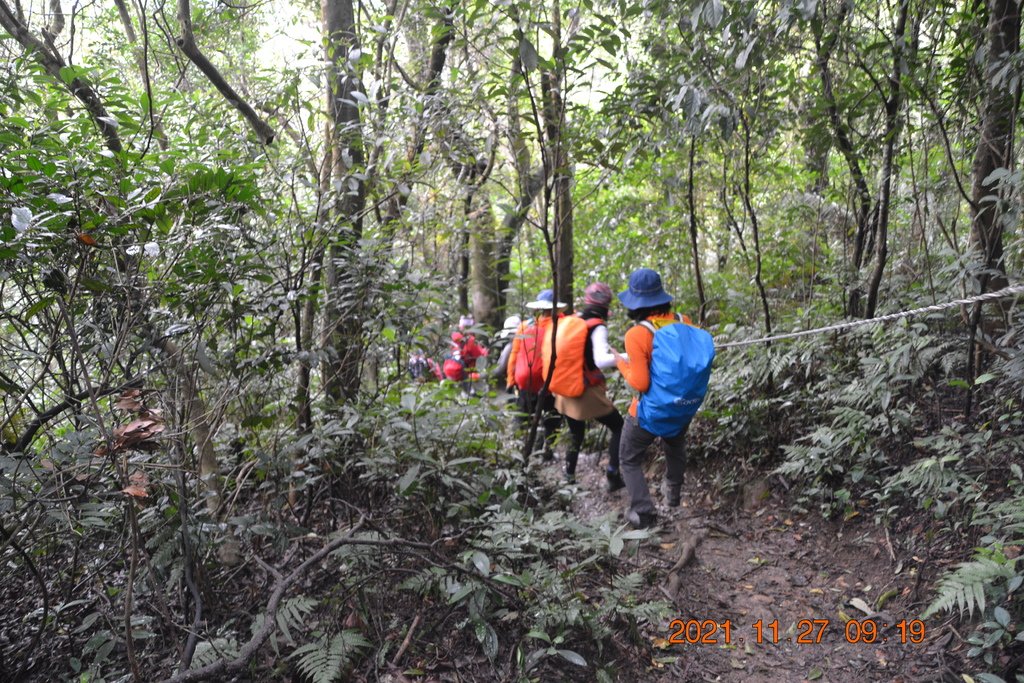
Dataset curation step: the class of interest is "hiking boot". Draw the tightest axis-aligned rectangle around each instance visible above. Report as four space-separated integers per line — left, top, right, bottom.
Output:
661 480 680 507
625 510 658 530
606 469 625 493
565 471 576 485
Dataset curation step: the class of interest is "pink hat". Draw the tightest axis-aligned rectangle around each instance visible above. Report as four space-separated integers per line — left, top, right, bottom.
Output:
584 282 613 307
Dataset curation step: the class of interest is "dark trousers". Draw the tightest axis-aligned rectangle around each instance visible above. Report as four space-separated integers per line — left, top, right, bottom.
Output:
516 391 562 458
620 415 689 515
564 409 624 476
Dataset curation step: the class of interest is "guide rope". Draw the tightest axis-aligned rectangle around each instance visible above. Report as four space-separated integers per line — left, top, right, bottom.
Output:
715 284 1024 350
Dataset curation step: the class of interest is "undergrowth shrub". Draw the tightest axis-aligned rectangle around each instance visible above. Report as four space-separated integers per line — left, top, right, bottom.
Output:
703 301 1024 680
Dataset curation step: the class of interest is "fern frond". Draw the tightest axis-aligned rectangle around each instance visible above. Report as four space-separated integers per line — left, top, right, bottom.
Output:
276 596 318 646
290 631 371 683
190 636 240 669
923 557 1019 619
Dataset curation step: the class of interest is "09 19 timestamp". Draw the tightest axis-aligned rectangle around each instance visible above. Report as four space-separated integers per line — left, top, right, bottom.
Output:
666 618 927 645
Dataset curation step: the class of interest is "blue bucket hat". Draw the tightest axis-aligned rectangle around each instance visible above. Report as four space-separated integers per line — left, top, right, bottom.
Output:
617 268 673 310
526 288 568 310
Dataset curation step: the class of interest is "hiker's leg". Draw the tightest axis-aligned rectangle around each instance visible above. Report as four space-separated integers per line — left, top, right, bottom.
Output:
620 415 657 515
660 421 690 506
515 391 535 431
564 417 586 477
540 392 561 461
595 409 624 471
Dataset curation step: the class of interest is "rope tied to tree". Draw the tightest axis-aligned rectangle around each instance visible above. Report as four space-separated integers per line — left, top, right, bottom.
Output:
715 284 1024 350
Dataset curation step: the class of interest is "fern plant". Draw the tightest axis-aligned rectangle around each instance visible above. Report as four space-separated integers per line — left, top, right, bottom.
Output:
290 631 371 683
923 550 1020 619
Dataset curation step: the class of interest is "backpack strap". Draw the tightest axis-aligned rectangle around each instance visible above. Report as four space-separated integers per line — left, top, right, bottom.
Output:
639 320 657 335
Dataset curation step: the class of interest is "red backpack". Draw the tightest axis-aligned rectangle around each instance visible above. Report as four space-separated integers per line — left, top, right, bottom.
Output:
513 324 545 392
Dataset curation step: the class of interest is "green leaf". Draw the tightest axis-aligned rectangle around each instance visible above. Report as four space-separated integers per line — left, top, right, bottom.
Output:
519 38 539 71
703 0 724 28
492 573 526 587
993 606 1010 628
471 551 490 576
974 373 996 385
557 649 587 666
476 622 499 660
608 535 624 557
397 464 420 494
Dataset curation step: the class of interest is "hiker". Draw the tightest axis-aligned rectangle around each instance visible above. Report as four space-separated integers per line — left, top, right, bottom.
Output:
541 283 626 490
490 315 523 390
443 328 487 393
507 290 565 461
408 351 442 383
613 268 715 529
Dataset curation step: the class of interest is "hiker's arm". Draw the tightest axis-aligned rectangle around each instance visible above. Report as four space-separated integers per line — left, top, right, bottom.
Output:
492 343 512 380
590 324 621 369
616 326 651 392
506 330 522 388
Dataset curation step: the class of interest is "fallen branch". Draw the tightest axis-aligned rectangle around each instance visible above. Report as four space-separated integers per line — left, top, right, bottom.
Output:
663 531 705 597
160 515 367 683
389 611 421 668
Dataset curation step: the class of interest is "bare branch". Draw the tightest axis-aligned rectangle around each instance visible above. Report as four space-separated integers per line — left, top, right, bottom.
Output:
160 515 368 683
174 0 275 144
0 0 123 152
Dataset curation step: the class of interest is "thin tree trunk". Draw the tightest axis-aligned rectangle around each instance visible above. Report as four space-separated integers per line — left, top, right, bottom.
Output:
321 0 367 403
113 0 168 149
865 0 914 317
542 70 573 308
740 114 772 336
813 1 872 315
687 135 708 324
155 338 222 515
380 3 455 233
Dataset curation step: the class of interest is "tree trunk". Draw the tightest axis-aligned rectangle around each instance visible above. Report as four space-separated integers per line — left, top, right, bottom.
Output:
468 191 501 329
965 0 1021 417
542 71 573 309
687 135 708 324
969 0 1020 294
321 0 367 403
740 113 772 336
813 1 872 316
865 0 915 317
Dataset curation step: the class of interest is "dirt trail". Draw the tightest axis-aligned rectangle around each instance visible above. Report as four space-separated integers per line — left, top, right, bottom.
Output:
561 451 958 682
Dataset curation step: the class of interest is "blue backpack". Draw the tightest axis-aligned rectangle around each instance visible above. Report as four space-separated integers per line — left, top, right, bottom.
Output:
637 320 715 438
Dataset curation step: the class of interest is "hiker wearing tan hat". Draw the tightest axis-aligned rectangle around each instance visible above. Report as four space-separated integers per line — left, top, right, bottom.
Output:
507 289 566 461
